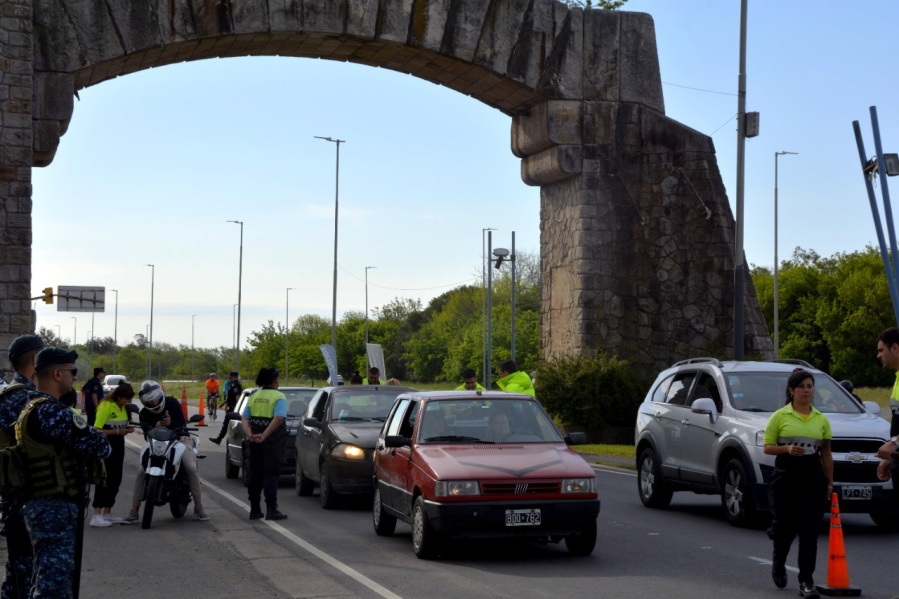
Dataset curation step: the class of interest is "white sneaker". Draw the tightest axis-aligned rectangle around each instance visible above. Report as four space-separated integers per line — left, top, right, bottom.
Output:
103 514 125 523
89 514 112 527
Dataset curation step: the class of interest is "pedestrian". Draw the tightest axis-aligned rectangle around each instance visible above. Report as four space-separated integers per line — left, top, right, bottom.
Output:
208 372 243 446
90 382 136 526
763 368 833 598
18 347 111 598
875 327 899 482
349 371 363 385
495 360 536 396
0 334 45 599
81 366 105 426
455 368 486 391
241 367 287 521
364 367 385 385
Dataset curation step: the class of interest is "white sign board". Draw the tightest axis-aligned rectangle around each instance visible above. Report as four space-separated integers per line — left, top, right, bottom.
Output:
57 286 105 312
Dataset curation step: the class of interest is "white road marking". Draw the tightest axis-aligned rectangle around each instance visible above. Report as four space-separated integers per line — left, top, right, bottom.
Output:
592 465 636 477
749 555 799 573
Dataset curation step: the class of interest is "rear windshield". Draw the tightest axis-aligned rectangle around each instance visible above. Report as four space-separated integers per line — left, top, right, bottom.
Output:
725 372 863 414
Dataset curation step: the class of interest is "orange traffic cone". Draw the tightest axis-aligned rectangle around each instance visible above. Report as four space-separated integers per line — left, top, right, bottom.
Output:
181 397 188 419
817 492 861 596
197 391 206 426
181 385 187 400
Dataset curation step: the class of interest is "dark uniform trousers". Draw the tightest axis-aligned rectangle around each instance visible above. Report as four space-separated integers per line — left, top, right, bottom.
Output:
21 497 77 599
248 429 286 511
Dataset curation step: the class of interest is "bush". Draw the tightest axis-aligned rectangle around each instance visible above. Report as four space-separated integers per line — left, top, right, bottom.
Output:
536 352 645 431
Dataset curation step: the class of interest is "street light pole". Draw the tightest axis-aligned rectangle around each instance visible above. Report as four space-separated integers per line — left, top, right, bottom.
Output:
232 304 237 364
191 314 197 381
365 266 376 345
111 289 118 373
54 324 60 344
227 220 244 371
773 150 798 359
481 227 496 382
285 287 295 379
315 135 345 349
487 231 494 390
70 317 76 346
146 264 155 379
733 0 749 360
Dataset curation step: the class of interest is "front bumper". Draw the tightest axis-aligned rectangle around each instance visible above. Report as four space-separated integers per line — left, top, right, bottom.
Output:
422 497 600 539
326 457 374 494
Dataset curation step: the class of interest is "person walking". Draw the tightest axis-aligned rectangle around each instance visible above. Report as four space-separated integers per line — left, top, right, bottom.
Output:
495 360 536 396
90 382 136 526
208 372 243 446
875 327 899 482
763 368 833 598
241 367 287 521
455 368 486 391
18 347 111 598
81 366 105 426
0 334 45 599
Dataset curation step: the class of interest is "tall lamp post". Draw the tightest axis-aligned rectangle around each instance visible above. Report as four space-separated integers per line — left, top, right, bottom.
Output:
111 289 118 373
481 227 496 383
492 231 517 361
70 317 76 346
232 304 237 363
315 135 345 348
227 220 244 371
145 264 155 379
486 231 494 390
191 314 197 381
365 266 376 345
54 324 60 343
285 287 295 379
773 150 798 358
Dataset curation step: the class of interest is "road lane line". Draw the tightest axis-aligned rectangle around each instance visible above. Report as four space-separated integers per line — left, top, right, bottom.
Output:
592 465 636 477
749 556 799 573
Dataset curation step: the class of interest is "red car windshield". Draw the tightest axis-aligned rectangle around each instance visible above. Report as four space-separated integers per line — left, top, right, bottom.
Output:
417 398 564 444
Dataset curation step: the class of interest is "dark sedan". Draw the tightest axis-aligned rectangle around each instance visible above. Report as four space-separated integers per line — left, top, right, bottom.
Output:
294 384 414 509
224 386 318 483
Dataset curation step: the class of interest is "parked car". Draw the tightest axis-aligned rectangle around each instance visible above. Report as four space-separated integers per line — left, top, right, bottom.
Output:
634 358 898 527
372 391 600 558
102 374 129 394
224 386 318 483
294 384 414 508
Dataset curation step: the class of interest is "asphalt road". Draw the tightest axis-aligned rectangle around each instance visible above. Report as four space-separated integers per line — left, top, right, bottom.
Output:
71 423 898 599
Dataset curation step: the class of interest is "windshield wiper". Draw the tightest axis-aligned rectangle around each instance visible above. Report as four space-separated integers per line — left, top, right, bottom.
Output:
738 407 769 412
371 416 388 422
334 416 369 422
424 435 488 443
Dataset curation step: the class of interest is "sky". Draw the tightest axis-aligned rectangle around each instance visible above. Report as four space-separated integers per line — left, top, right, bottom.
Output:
30 0 899 353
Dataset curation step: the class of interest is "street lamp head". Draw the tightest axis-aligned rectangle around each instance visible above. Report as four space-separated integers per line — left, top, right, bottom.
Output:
226 220 243 225
493 247 510 269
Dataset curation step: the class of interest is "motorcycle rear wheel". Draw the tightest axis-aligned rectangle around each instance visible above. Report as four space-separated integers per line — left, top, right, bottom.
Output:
141 477 160 529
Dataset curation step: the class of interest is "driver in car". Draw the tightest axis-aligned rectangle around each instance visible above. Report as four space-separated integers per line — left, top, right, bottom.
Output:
488 412 512 442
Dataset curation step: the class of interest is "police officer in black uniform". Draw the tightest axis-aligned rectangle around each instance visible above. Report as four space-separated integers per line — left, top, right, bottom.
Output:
18 348 110 598
0 334 45 599
241 367 287 521
209 371 243 445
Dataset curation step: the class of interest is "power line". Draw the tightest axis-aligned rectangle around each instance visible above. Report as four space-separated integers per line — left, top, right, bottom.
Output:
662 80 737 96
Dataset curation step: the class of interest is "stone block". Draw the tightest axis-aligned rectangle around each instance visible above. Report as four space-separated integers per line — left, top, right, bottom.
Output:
435 0 489 62
301 0 344 35
377 0 415 44
473 0 529 74
536 9 582 100
617 12 663 113
521 145 582 186
511 100 582 157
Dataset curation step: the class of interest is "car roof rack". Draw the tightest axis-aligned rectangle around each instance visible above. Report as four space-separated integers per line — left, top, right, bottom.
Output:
671 357 723 367
771 358 816 369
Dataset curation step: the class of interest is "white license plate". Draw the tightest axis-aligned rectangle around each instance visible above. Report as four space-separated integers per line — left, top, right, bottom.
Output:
505 509 541 526
841 485 872 500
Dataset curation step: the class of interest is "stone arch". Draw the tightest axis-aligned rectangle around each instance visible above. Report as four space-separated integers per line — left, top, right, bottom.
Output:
1 0 772 377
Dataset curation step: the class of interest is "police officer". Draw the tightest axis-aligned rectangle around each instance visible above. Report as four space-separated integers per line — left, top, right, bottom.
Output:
207 372 244 446
241 367 287 521
0 334 45 599
18 347 111 598
763 369 833 598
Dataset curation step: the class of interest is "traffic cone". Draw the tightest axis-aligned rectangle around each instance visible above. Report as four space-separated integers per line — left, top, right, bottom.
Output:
817 492 861 596
181 385 187 400
181 397 188 419
197 391 206 426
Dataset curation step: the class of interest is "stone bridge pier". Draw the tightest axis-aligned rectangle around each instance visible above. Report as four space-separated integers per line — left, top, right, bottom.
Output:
0 0 772 377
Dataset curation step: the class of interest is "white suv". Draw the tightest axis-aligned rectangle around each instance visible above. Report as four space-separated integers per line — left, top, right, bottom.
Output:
634 358 898 527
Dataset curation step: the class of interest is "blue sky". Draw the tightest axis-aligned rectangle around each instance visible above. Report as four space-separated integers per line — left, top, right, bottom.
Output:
30 0 899 352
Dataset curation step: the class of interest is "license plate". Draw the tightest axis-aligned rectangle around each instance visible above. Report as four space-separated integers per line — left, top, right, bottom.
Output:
505 509 541 526
841 485 872 500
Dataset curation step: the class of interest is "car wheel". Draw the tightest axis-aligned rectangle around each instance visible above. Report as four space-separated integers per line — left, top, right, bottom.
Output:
720 458 757 527
637 447 672 508
225 449 239 479
869 512 899 529
241 447 250 488
295 465 314 497
372 485 397 536
565 520 597 556
412 495 440 559
319 461 340 510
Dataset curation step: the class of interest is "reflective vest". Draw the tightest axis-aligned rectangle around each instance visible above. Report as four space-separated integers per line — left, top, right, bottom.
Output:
247 388 286 436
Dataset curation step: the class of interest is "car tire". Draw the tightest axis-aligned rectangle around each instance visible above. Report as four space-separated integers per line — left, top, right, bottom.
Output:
720 458 757 527
319 462 340 510
412 495 440 559
869 511 899 529
565 520 597 556
372 485 397 536
295 465 314 497
241 447 250 488
637 447 673 508
225 449 239 479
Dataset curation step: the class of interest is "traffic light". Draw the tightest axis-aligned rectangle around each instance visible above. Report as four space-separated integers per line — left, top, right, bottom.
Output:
42 287 53 304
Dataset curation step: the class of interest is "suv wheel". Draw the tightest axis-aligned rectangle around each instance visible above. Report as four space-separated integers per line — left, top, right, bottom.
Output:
638 447 672 508
720 458 756 527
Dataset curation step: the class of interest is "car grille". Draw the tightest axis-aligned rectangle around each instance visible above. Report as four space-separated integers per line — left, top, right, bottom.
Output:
481 481 560 495
831 439 885 453
834 462 881 484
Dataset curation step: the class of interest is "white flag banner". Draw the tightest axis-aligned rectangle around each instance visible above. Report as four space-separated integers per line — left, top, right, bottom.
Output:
319 344 339 386
366 343 386 382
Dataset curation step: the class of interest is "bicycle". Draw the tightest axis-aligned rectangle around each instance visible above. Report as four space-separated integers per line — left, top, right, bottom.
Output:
206 392 220 422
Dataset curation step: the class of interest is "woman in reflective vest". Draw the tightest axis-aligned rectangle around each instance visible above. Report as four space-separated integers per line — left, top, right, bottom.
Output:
240 367 287 521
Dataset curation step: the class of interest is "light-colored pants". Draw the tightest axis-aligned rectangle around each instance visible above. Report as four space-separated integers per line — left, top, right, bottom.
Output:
131 439 202 507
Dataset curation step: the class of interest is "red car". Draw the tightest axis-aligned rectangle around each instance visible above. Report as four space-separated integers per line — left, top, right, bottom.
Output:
372 391 600 558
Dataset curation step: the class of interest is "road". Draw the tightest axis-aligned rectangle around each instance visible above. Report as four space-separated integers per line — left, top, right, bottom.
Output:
79 426 898 599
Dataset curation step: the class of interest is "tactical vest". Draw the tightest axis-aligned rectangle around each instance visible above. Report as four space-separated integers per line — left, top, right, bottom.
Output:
0 383 28 452
14 396 80 499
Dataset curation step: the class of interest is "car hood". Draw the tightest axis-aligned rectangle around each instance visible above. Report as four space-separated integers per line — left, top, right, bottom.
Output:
414 444 595 480
327 422 382 448
735 410 889 439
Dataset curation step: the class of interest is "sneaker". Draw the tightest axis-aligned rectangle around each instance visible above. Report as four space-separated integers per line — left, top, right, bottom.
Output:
265 510 287 521
121 512 139 524
208 436 222 446
799 582 819 598
194 507 210 521
103 514 125 524
772 566 787 589
89 514 112 528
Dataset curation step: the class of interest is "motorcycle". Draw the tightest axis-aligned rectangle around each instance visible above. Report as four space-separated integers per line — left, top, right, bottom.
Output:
136 413 205 529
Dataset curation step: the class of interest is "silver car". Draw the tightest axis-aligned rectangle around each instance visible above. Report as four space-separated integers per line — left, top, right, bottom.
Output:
634 358 898 527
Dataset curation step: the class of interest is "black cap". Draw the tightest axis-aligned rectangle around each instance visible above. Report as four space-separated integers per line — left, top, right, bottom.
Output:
229 371 239 377
8 334 45 363
94 367 105 376
35 347 78 369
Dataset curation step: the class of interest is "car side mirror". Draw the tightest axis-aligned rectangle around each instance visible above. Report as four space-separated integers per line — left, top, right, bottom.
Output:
863 401 882 415
125 403 139 415
303 417 321 428
565 432 587 446
691 397 719 423
385 435 411 448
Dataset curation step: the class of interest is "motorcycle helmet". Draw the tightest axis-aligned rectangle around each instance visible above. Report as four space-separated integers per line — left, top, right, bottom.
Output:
138 380 166 414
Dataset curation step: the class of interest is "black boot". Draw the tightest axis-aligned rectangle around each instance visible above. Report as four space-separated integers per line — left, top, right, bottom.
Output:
265 505 287 521
249 503 263 520
208 436 222 445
